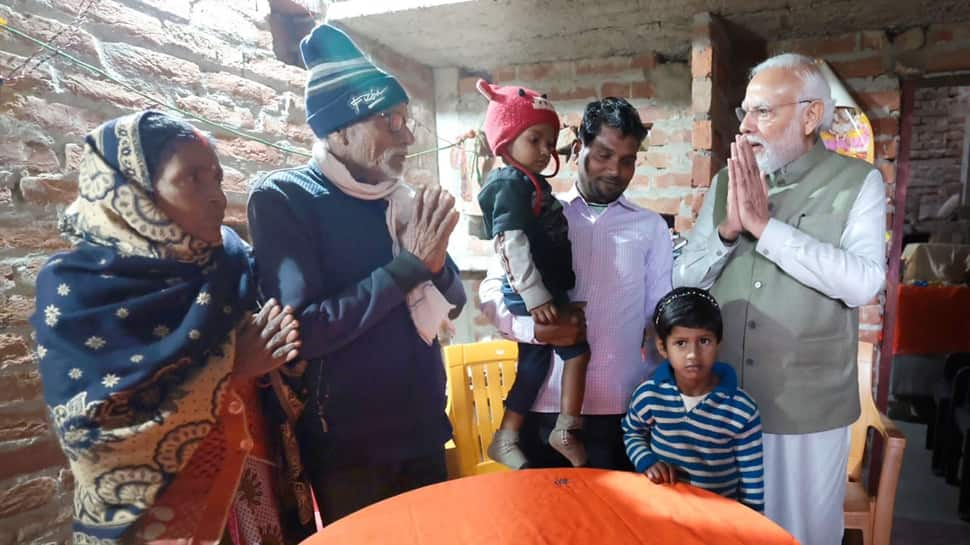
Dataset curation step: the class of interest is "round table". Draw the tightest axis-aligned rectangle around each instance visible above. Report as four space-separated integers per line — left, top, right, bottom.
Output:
302 468 797 545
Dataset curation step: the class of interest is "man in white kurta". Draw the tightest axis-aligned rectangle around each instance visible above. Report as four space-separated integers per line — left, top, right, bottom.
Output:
674 53 886 545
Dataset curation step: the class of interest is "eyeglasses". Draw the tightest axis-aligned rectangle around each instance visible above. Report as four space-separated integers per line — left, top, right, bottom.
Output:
377 110 417 134
735 99 818 122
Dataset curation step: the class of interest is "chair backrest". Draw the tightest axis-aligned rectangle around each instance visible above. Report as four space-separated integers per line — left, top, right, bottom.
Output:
848 342 880 481
443 340 518 477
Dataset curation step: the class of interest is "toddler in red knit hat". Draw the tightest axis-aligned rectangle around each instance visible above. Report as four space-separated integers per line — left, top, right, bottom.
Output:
476 79 590 468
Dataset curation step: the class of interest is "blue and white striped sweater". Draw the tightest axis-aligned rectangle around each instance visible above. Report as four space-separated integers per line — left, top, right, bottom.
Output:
621 362 765 511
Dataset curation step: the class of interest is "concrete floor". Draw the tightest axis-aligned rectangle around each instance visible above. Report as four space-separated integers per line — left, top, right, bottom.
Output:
887 421 970 545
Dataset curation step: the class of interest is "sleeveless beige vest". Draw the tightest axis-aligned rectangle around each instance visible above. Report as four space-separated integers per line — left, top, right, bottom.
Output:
710 142 873 434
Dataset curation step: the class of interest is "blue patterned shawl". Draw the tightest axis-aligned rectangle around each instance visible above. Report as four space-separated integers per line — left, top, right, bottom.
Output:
31 111 256 543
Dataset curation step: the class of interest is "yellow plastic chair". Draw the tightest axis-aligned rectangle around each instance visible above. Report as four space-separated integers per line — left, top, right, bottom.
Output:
844 342 906 545
443 340 518 478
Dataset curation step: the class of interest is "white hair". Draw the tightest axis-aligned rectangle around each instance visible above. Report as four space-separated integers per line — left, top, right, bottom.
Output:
750 53 834 131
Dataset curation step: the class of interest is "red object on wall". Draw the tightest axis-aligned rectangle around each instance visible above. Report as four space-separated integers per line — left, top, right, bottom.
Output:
892 285 970 355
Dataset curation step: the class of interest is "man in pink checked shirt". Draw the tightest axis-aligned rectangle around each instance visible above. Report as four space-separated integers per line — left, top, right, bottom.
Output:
480 97 673 470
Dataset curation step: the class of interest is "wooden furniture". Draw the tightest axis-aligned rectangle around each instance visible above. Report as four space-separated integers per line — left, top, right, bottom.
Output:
844 342 907 545
443 340 518 477
302 468 798 545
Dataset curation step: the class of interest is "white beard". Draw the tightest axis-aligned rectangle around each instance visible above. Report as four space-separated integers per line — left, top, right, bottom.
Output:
749 121 806 174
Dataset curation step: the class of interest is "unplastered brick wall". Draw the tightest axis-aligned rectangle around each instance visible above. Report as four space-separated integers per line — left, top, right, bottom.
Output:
0 1 436 542
907 85 970 227
768 21 970 391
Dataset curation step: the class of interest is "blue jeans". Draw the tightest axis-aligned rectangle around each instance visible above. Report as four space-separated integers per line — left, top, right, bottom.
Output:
502 281 589 414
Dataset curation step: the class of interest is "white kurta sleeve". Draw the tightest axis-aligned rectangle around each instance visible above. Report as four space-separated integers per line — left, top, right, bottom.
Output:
754 169 887 308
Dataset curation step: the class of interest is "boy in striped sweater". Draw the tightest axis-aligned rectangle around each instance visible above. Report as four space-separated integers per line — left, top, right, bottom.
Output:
622 287 764 511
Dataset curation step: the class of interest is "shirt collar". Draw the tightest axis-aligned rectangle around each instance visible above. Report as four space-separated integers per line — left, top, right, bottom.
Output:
562 185 638 211
653 361 739 395
766 139 828 188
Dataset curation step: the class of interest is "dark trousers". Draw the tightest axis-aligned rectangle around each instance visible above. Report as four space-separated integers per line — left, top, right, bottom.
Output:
306 449 448 524
518 411 634 470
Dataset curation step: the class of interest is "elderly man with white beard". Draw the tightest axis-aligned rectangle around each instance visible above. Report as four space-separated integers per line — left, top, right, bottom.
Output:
674 53 886 545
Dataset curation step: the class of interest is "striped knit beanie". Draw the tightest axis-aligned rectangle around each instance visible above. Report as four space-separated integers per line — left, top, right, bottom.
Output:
300 23 409 138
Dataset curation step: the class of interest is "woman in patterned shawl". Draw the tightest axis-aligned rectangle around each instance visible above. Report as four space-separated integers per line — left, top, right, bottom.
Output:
31 111 315 544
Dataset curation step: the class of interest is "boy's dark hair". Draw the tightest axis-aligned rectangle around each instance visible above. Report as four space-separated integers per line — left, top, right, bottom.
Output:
578 97 648 146
138 111 209 185
654 287 723 343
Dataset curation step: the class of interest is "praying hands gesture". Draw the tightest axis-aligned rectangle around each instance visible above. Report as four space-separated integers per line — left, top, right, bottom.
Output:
233 298 301 383
405 185 460 275
718 135 772 242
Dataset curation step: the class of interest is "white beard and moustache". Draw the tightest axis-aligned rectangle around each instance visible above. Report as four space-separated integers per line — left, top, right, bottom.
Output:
748 119 807 175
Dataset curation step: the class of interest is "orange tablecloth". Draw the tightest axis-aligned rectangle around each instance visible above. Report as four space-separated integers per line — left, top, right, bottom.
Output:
301 468 797 545
893 285 970 355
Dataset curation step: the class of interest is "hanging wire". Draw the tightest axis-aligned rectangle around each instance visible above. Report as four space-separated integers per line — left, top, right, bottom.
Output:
0 19 486 165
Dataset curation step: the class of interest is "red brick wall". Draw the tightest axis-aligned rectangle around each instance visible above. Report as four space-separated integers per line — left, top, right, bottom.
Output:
0 2 435 542
908 85 970 227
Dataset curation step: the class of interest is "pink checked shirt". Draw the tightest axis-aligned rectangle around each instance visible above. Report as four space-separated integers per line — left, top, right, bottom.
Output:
479 187 673 414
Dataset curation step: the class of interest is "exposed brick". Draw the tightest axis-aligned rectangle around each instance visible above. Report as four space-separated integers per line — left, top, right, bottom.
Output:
675 215 695 232
859 328 881 345
518 62 570 82
637 105 679 125
547 86 597 102
65 144 84 173
491 66 517 82
20 174 79 206
650 127 691 146
0 333 31 363
893 27 925 51
203 72 277 104
0 138 60 174
691 46 713 78
0 371 43 404
51 0 168 47
925 49 970 73
856 91 901 116
0 223 69 252
692 77 712 114
652 172 692 189
926 22 970 45
632 81 655 99
860 304 883 325
458 76 479 96
631 196 681 215
0 478 57 520
860 31 889 52
644 149 673 169
0 7 99 60
101 43 202 86
600 82 630 98
775 33 858 57
631 53 658 71
175 95 255 130
576 57 630 76
692 153 715 187
0 439 66 482
7 96 104 138
692 120 713 150
869 117 900 137
216 138 285 165
829 55 886 79
876 138 899 161
61 73 154 110
0 411 50 442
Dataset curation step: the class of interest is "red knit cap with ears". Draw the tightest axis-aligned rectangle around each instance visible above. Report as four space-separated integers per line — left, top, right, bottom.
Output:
476 79 561 178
